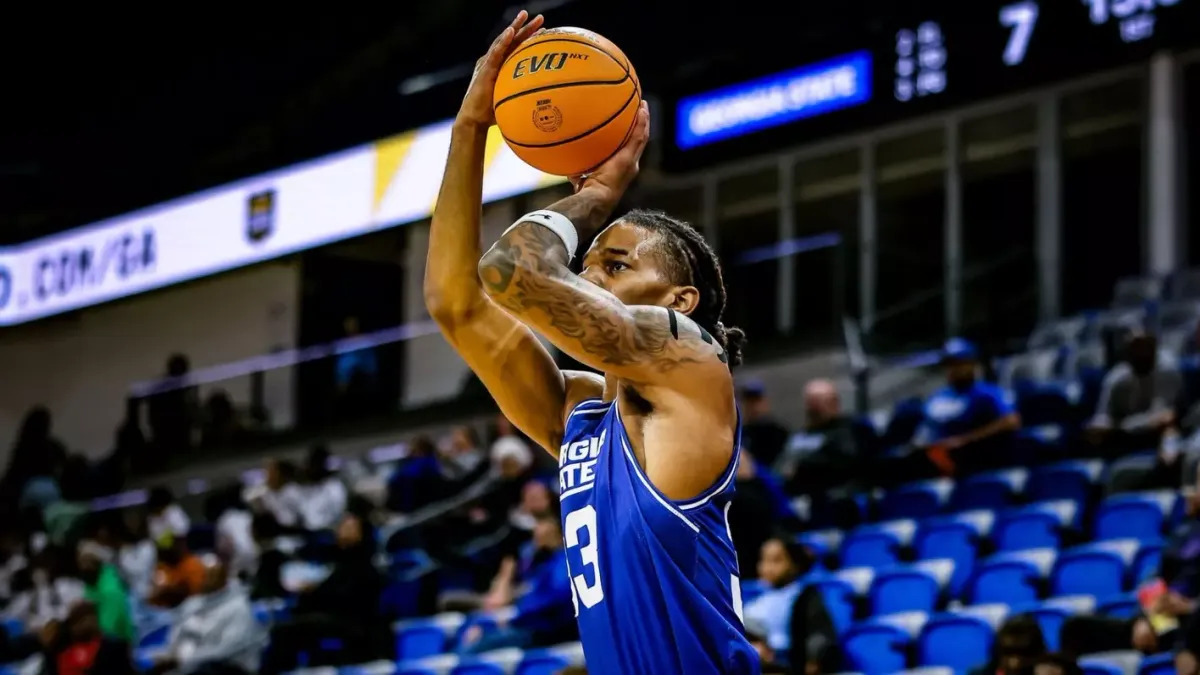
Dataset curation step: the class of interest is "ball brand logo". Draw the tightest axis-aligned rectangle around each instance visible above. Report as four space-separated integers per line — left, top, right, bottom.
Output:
511 52 590 79
533 100 564 133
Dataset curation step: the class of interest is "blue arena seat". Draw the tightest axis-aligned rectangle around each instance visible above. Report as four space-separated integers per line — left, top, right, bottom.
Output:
968 548 1056 605
451 661 506 675
809 567 875 629
994 500 1078 552
915 511 993 596
1132 542 1164 584
843 612 928 675
1139 652 1176 675
797 528 844 560
879 479 954 520
515 653 572 675
1079 651 1144 675
395 622 451 661
870 559 954 615
948 470 1027 512
1027 461 1102 505
917 605 1008 671
1094 491 1176 543
842 520 916 568
1019 595 1097 652
1097 593 1140 619
1051 540 1139 598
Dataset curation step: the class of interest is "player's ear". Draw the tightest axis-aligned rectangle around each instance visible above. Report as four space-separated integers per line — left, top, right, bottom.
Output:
668 286 700 316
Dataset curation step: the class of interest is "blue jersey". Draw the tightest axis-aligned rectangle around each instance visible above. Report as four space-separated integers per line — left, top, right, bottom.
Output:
557 397 759 674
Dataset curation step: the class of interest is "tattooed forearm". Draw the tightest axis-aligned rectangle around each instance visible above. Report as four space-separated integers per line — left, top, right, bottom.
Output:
478 215 708 375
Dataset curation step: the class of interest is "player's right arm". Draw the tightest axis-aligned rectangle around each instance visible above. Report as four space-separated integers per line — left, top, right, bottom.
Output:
425 11 598 456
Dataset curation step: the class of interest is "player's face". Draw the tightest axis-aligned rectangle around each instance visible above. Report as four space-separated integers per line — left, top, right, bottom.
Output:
580 222 696 313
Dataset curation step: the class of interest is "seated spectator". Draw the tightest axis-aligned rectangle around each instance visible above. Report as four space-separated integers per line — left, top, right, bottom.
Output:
439 427 489 484
247 515 289 601
260 509 389 673
743 618 788 675
901 338 1021 482
294 446 347 532
971 614 1048 675
0 525 30 601
43 600 135 675
1089 331 1188 486
384 437 448 514
148 558 265 675
777 379 873 528
739 381 791 468
76 549 134 643
244 459 303 529
744 536 814 661
1 547 85 663
149 540 206 608
459 503 576 654
1061 595 1164 659
206 487 256 580
729 449 798 576
115 510 156 601
147 487 191 549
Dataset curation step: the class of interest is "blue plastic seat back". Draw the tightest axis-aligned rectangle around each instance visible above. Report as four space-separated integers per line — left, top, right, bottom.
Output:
915 523 977 596
1138 652 1176 675
918 616 994 671
845 624 911 675
811 578 858 630
843 530 903 569
1028 465 1092 504
880 484 943 521
871 570 940 616
1027 607 1070 652
970 560 1040 605
396 624 448 661
1133 544 1163 584
996 511 1060 552
1096 498 1166 542
1052 551 1126 598
1097 594 1140 619
949 476 1012 512
451 663 507 675
515 655 572 675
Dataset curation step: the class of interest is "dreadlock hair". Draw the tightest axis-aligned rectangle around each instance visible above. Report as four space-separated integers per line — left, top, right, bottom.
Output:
616 208 746 367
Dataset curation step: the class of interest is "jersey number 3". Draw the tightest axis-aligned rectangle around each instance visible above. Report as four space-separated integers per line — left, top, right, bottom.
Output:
564 505 604 614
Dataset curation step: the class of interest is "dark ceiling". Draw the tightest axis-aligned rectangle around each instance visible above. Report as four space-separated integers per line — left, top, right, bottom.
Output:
1 1 878 245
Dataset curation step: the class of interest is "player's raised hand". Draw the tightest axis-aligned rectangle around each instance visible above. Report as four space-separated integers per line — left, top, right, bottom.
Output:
457 10 545 130
570 100 650 203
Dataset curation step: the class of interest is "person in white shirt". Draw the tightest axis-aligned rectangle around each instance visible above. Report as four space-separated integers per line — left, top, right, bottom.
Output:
149 557 265 675
294 446 347 532
147 487 191 548
243 459 303 530
490 417 534 481
5 548 85 635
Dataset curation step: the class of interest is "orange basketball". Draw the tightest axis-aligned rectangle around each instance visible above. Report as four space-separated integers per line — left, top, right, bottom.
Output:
494 27 640 177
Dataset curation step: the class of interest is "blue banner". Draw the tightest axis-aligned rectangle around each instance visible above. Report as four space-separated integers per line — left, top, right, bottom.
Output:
675 51 873 150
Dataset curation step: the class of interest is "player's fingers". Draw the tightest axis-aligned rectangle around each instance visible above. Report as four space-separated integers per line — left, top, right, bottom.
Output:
485 27 516 68
508 9 529 33
512 14 545 47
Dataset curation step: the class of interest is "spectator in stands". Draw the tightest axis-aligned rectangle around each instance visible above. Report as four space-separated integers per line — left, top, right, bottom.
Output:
247 514 289 601
147 487 191 549
972 614 1047 675
3 406 67 513
742 617 787 673
491 416 534 483
294 445 347 532
76 548 134 643
440 427 488 484
0 525 30 601
1060 602 1163 659
2 547 85 662
208 487 257 580
459 502 576 654
1032 653 1082 675
1089 332 1188 482
729 449 797 576
244 459 303 529
147 354 199 469
260 507 388 673
743 535 814 664
148 557 264 675
148 539 207 608
385 436 447 513
739 381 791 468
43 600 135 675
776 379 874 529
115 510 155 601
905 338 1021 481
335 316 380 416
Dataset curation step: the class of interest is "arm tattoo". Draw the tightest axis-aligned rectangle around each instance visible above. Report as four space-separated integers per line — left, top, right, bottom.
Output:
478 193 712 375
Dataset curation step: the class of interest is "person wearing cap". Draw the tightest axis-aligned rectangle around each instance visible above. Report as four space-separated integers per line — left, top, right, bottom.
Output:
739 381 792 468
911 338 1021 477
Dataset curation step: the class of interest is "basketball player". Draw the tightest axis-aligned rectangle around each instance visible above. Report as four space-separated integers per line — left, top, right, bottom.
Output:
425 11 758 674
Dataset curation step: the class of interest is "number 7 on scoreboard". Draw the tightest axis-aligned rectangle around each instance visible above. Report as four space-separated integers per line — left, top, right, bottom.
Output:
1000 1 1041 66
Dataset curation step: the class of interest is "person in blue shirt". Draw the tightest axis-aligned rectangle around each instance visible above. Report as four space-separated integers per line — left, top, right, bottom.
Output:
460 500 577 655
911 338 1021 477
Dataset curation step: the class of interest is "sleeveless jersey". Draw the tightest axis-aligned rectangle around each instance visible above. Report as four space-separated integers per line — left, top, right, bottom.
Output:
557 397 760 674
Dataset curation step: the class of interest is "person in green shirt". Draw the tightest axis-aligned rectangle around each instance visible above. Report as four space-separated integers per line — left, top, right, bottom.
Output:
77 550 135 643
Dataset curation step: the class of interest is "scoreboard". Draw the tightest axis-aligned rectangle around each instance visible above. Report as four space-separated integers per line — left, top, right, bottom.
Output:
669 0 1199 163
